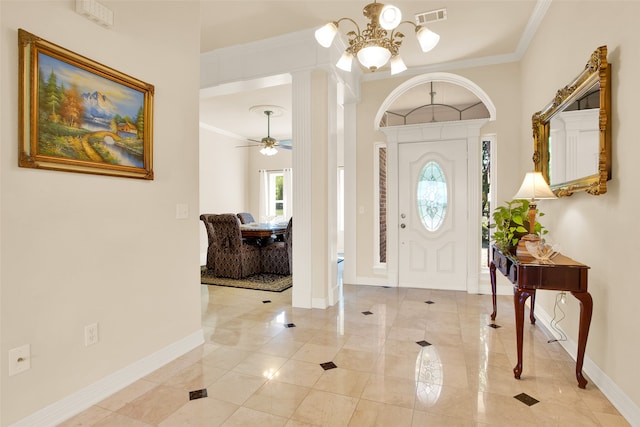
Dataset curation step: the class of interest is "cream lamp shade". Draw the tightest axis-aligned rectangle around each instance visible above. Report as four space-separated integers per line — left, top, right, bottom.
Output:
513 172 557 201
513 172 556 256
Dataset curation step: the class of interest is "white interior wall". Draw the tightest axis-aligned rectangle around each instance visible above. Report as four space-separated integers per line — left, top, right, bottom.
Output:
199 127 249 263
0 2 202 425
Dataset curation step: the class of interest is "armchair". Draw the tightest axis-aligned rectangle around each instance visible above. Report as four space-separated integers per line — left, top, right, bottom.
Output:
205 214 262 279
199 214 217 270
261 217 292 275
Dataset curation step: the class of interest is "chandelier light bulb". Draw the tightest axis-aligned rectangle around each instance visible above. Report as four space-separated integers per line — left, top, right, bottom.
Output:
379 4 402 30
357 45 391 71
316 1 442 73
336 51 354 72
416 26 440 53
390 55 407 75
315 22 338 48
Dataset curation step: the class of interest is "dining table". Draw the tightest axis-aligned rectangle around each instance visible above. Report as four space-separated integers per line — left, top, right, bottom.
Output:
240 223 287 245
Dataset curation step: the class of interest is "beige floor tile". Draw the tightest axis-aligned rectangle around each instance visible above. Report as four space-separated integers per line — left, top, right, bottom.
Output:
411 410 478 427
291 342 342 364
60 284 630 427
274 359 324 387
117 384 189 425
259 334 306 358
164 361 228 391
92 412 155 426
291 389 358 427
332 347 380 373
57 405 113 426
360 374 417 409
347 399 413 427
201 346 252 370
96 379 158 412
157 396 238 427
313 367 370 398
205 371 267 405
243 380 310 418
231 352 289 378
221 407 288 427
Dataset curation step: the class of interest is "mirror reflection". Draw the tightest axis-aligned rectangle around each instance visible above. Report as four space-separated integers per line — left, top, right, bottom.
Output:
533 45 611 196
548 85 600 185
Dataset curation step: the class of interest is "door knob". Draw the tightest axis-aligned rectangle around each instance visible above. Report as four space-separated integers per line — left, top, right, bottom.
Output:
400 223 406 229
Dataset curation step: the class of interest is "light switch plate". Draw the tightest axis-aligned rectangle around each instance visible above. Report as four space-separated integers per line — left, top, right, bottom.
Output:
9 344 31 376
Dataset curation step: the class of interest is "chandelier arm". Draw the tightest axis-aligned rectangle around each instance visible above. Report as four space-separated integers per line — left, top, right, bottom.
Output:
335 17 362 36
389 20 419 37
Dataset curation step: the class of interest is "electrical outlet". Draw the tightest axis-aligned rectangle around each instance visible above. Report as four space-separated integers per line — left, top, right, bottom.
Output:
85 323 99 346
9 344 31 376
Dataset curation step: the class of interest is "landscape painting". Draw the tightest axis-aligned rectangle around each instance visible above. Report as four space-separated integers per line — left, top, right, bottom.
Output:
18 29 154 179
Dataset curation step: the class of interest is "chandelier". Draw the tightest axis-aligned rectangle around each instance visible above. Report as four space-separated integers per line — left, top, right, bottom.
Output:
315 1 440 75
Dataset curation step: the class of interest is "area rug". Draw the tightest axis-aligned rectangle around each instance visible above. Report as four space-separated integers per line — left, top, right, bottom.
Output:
200 267 292 292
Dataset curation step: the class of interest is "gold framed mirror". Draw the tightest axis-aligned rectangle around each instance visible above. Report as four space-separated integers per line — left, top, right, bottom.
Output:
532 46 611 196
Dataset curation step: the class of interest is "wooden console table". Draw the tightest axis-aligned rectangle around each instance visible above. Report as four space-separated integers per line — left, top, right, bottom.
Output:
489 245 592 388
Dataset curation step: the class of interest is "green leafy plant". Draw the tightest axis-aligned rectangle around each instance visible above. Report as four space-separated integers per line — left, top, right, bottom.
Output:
490 199 547 253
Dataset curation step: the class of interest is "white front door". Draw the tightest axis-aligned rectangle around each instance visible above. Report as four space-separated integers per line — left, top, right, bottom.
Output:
398 139 468 290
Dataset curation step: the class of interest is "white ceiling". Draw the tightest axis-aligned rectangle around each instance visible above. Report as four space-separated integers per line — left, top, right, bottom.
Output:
199 0 544 143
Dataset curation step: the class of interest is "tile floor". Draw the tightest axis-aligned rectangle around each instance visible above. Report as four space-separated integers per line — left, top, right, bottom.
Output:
61 282 630 426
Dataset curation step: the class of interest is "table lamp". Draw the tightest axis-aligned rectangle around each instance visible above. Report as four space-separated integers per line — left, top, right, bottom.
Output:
513 171 557 256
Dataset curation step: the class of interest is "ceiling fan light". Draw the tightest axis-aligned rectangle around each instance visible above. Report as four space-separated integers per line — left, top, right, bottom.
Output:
315 22 338 48
416 26 440 53
379 4 402 30
336 51 354 72
357 45 391 71
390 55 407 75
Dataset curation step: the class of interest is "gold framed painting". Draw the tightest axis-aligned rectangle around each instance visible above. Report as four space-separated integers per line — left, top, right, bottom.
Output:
18 29 154 180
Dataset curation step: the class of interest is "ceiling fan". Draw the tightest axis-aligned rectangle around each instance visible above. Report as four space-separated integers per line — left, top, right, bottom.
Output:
237 110 292 156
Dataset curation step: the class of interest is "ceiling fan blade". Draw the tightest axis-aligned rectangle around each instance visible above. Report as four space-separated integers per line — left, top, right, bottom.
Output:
279 145 293 150
279 139 293 146
235 144 259 148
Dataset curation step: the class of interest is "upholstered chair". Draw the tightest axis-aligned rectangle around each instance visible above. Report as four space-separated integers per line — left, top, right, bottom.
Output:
199 214 217 270
236 212 256 224
207 214 262 279
260 217 292 275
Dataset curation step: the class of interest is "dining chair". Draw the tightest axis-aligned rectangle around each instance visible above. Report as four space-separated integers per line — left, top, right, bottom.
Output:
207 214 261 279
199 214 218 270
260 217 292 275
236 212 256 224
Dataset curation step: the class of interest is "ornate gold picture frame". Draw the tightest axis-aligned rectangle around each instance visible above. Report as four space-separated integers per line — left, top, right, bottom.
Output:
18 29 154 180
532 46 611 196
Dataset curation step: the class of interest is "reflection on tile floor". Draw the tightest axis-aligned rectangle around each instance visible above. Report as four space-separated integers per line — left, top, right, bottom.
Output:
60 284 630 426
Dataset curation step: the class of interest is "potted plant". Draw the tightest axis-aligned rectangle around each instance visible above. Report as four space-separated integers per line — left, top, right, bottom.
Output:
490 199 547 254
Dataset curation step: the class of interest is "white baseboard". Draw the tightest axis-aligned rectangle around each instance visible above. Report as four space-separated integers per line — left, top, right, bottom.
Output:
11 330 205 427
533 307 639 426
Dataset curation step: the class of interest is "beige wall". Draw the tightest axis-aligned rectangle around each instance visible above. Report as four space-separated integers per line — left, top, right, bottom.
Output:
521 0 640 411
354 63 522 280
0 1 202 424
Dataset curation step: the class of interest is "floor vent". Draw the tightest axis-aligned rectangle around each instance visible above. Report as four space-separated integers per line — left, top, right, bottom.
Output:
415 8 447 25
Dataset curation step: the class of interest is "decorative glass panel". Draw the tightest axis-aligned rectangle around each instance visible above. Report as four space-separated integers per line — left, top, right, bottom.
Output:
417 161 447 231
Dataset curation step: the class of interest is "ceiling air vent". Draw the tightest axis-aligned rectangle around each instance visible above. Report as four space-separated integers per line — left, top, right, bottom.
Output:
415 8 447 25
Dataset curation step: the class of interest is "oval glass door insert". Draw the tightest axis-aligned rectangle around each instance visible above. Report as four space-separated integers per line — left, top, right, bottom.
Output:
417 161 448 232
